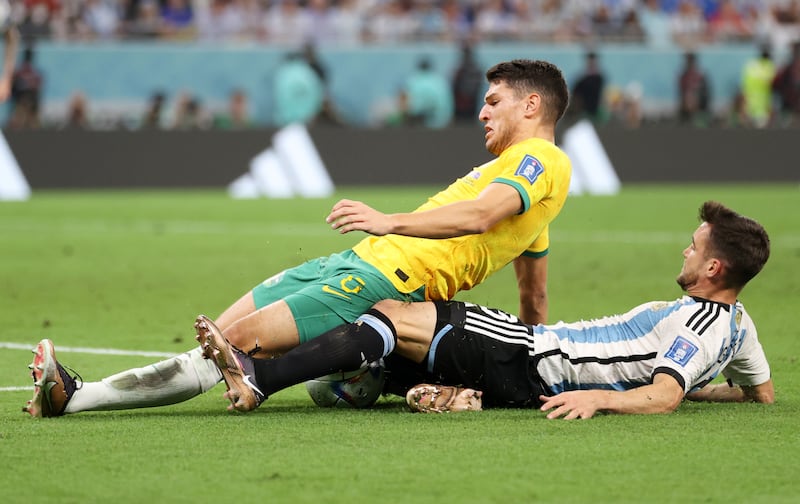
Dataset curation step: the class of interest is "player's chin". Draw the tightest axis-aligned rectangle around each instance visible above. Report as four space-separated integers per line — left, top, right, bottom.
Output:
484 138 501 156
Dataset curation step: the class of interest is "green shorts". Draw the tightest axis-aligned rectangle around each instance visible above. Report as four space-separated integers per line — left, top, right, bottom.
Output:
251 249 425 343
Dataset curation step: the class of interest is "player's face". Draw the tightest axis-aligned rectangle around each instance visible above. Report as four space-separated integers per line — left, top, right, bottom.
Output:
676 223 712 291
479 81 528 155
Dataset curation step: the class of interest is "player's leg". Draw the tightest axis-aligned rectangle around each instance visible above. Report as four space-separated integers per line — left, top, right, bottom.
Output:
198 303 400 411
220 299 300 357
419 302 543 409
22 255 337 417
198 299 438 412
23 289 264 417
198 287 401 411
373 299 440 363
383 301 543 411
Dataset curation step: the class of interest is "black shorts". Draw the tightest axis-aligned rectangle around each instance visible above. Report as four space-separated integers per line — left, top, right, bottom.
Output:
384 301 549 408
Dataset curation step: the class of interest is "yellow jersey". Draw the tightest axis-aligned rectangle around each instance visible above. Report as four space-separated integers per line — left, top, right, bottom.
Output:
352 137 571 300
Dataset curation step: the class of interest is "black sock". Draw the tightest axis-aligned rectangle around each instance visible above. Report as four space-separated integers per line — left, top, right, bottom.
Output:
252 309 397 396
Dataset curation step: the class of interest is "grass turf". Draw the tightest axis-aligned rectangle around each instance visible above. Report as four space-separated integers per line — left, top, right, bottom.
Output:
1 185 798 503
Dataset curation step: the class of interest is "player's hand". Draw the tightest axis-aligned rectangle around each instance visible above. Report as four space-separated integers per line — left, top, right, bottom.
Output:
538 391 602 420
326 199 393 236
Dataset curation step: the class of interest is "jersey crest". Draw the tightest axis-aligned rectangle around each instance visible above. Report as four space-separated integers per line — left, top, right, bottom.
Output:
665 336 698 367
515 155 544 185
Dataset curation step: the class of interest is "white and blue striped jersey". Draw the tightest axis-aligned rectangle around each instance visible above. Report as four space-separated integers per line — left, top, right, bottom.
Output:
525 296 771 394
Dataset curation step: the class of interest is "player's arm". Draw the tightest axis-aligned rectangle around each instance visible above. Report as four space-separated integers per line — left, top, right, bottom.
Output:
326 183 522 238
513 254 547 325
685 378 774 404
0 25 19 102
538 373 685 419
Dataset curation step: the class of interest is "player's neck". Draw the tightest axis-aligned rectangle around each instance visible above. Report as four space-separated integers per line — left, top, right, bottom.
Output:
687 286 739 305
529 123 556 143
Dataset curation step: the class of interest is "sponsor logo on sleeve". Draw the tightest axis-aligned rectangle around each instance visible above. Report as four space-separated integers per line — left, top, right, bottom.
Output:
665 336 699 367
515 155 544 185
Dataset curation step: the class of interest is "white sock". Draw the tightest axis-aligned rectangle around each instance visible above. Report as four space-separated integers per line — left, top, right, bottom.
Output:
64 347 222 413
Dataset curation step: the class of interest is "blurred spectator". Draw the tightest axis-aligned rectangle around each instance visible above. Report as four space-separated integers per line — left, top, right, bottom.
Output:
141 91 166 129
772 0 800 24
671 0 708 47
403 56 454 128
18 0 53 43
473 0 520 41
305 0 336 44
0 0 19 104
214 88 252 129
638 0 673 48
326 0 365 45
196 0 247 42
8 45 43 129
767 3 800 63
298 42 345 125
571 51 606 122
63 91 90 129
772 39 800 125
708 0 753 42
724 89 748 128
171 92 209 129
677 51 711 126
272 51 325 126
80 0 123 40
160 0 195 39
606 80 643 128
382 88 418 126
451 41 484 122
125 0 164 39
526 0 575 42
261 0 313 45
413 0 449 41
440 0 472 41
587 1 643 42
740 45 775 128
302 42 327 84
364 0 419 43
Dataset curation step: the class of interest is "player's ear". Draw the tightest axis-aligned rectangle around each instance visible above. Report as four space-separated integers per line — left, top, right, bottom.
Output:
706 257 725 280
525 93 540 117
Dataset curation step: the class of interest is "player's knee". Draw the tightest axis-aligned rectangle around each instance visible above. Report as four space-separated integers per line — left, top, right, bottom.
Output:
223 323 254 353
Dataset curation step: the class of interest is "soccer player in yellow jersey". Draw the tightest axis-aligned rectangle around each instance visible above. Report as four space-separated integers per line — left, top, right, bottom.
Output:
24 59 572 416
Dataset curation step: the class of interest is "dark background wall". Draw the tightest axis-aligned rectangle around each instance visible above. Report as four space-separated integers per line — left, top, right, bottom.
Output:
5 126 798 189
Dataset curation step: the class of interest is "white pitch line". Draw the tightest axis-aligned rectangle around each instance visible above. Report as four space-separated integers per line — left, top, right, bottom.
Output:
0 342 176 358
1 386 32 392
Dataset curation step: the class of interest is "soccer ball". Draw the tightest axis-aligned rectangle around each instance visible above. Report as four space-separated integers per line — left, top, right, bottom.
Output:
305 360 385 408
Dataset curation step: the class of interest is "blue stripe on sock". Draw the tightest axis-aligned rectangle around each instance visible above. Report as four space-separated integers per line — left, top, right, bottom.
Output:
427 324 452 373
357 313 395 357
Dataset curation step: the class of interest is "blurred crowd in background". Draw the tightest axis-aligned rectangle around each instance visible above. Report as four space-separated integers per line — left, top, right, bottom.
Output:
3 0 800 130
7 0 800 46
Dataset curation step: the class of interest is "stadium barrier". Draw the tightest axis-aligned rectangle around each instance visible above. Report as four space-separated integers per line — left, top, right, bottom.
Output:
3 125 797 191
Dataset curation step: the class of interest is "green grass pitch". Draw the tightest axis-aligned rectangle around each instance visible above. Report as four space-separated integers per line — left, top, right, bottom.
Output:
1 185 798 503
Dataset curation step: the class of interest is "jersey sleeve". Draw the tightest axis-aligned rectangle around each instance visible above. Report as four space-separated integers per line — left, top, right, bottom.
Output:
492 146 552 214
651 316 717 394
721 323 771 387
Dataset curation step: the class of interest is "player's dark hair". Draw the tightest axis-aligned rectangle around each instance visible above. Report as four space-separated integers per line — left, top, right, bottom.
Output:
485 59 569 124
700 201 770 288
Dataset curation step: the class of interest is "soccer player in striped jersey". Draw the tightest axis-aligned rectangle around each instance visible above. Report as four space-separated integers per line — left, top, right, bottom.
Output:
194 201 773 417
